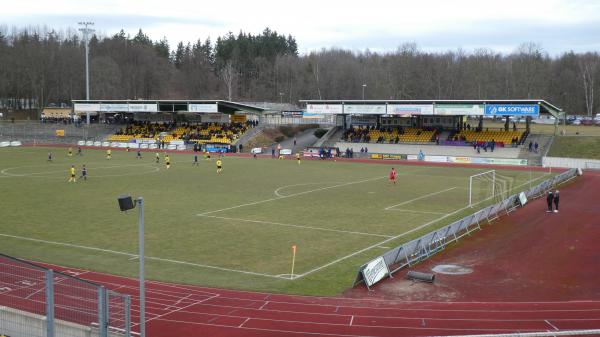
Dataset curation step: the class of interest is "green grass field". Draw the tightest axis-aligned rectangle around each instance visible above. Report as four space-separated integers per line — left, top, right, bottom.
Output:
0 147 554 295
547 136 600 160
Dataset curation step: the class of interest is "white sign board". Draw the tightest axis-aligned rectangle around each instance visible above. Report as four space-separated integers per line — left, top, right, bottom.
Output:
128 103 158 112
279 149 292 155
362 256 389 287
100 104 130 112
518 192 528 206
344 104 386 115
387 104 434 115
74 103 101 112
435 104 484 116
251 147 263 154
306 104 343 115
189 103 218 113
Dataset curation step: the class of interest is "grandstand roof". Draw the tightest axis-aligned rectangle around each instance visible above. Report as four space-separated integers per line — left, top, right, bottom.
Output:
71 100 265 114
299 99 562 116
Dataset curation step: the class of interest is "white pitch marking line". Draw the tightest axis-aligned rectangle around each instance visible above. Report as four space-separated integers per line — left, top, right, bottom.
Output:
545 320 559 331
274 182 343 197
384 187 457 210
200 215 392 238
294 171 554 279
386 209 448 215
0 233 285 279
197 176 385 216
349 315 354 326
258 301 269 310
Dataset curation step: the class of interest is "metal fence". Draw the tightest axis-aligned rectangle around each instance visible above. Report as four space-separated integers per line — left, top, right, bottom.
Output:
0 253 132 337
0 121 120 144
355 168 579 285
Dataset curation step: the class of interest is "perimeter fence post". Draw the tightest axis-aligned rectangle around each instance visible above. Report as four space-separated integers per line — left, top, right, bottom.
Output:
125 295 132 337
98 286 108 337
45 269 55 337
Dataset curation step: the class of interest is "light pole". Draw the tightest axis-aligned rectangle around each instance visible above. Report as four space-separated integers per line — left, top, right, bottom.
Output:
117 196 145 337
78 21 94 125
362 84 367 100
279 92 284 104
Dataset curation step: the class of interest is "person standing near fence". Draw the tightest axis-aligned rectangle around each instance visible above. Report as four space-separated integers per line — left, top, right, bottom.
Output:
546 190 554 213
553 190 560 213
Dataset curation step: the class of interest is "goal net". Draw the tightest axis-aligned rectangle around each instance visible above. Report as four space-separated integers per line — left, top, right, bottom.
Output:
468 170 513 207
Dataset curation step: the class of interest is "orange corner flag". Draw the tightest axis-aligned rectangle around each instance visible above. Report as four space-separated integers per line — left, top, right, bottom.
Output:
292 245 297 253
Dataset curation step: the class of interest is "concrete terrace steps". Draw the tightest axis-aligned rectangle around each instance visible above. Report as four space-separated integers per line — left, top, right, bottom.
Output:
519 134 554 166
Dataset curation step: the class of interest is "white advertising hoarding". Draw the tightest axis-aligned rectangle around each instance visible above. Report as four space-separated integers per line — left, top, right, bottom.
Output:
362 256 389 287
188 103 218 113
128 103 158 112
74 103 101 112
344 104 386 115
100 104 129 112
306 104 343 115
435 104 484 116
387 104 434 115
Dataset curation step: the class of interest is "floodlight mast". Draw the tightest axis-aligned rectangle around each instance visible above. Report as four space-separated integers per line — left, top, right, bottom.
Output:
117 195 145 337
78 21 94 125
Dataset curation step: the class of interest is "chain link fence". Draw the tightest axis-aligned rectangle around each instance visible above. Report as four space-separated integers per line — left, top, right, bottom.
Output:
0 254 131 337
0 121 120 144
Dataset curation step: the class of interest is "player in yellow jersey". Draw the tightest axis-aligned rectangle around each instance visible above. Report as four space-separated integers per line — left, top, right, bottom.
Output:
68 165 76 182
165 154 171 170
296 152 301 165
216 159 222 174
106 149 112 160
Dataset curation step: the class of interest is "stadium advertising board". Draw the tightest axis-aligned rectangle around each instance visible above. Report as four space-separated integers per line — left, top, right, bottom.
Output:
302 111 324 119
188 103 218 113
279 149 292 155
74 103 101 112
281 111 303 117
484 104 539 117
435 104 484 116
361 256 389 287
128 103 158 112
231 115 247 122
306 104 343 115
100 103 129 112
344 104 386 115
370 153 407 160
387 104 434 115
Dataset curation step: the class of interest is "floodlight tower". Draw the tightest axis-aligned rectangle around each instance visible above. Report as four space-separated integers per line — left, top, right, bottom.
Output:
78 21 94 125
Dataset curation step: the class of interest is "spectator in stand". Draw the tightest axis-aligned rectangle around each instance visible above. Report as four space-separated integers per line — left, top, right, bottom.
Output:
528 141 533 152
534 142 539 153
364 147 368 153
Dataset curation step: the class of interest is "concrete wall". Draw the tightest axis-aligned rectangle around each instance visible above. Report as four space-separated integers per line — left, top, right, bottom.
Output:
0 306 122 337
542 156 600 169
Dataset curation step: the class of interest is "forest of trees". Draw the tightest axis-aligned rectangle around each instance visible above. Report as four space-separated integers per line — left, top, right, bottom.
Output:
0 26 598 115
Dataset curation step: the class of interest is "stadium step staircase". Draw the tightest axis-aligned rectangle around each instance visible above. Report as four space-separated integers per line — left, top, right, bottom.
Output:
315 126 341 147
232 124 266 147
518 134 554 166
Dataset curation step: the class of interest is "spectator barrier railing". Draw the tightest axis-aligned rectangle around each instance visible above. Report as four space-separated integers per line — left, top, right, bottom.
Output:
0 253 132 337
354 168 579 288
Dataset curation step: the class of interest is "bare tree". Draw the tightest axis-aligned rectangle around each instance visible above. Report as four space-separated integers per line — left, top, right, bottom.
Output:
220 60 236 101
579 53 598 117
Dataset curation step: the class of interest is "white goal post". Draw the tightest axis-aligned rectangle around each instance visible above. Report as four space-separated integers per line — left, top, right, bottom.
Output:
469 170 496 207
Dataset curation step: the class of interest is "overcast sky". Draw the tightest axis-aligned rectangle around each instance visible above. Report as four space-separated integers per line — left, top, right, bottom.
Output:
3 0 600 55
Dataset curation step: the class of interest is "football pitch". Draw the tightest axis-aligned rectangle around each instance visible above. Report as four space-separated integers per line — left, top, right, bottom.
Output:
0 147 554 295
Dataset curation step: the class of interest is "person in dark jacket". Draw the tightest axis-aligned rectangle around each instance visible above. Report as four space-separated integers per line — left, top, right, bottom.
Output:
546 191 554 213
553 190 560 213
